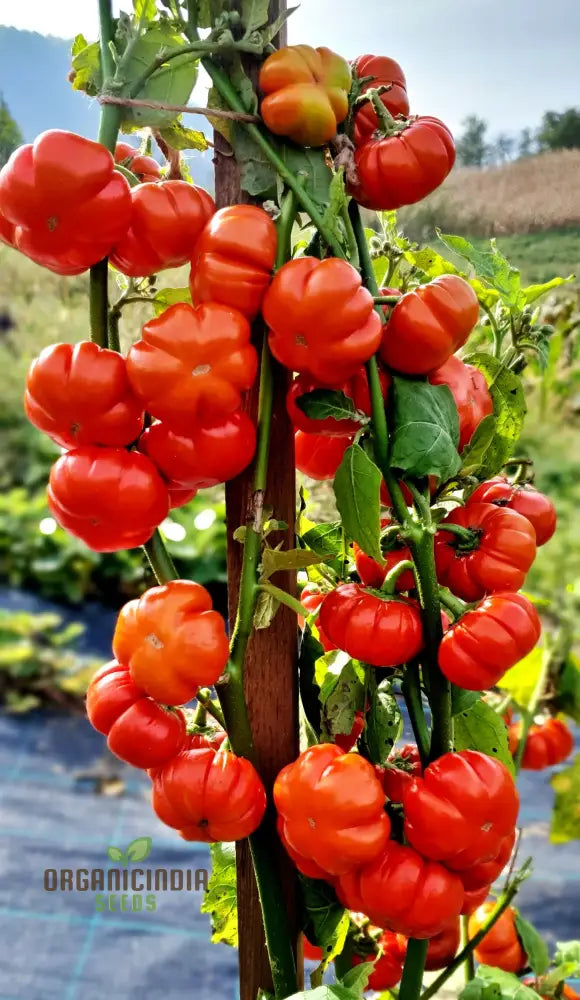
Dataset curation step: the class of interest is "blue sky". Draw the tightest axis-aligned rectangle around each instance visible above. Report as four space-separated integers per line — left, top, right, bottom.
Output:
1 0 578 134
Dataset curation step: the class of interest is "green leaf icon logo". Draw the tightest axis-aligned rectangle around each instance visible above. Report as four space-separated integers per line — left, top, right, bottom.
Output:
125 837 153 863
107 845 126 864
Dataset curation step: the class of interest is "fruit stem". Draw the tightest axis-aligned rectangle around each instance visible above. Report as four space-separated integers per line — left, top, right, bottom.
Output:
438 586 468 620
461 915 476 982
373 295 401 305
380 559 416 595
367 87 400 136
143 529 178 584
196 689 226 730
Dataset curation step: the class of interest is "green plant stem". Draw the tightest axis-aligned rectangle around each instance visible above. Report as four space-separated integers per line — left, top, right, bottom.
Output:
348 200 409 526
89 260 110 347
513 645 552 773
401 661 430 767
192 700 207 728
214 191 299 1000
196 689 226 729
438 522 479 546
258 583 305 618
461 915 476 983
373 295 400 305
399 940 429 1000
420 870 531 1000
381 559 417 594
201 57 345 258
438 586 468 619
91 0 122 351
411 528 453 761
143 529 178 584
341 198 359 267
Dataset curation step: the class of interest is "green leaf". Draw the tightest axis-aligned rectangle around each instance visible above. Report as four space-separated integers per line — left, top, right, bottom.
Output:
153 286 192 316
241 0 270 32
364 680 403 765
498 647 545 708
232 123 332 207
315 650 365 740
261 548 327 581
299 875 349 972
296 390 365 425
340 965 373 995
459 979 502 1000
320 168 349 256
542 963 580 995
470 278 502 310
70 37 102 96
118 25 198 128
253 588 279 630
550 754 580 843
299 626 325 736
513 913 549 976
195 0 221 29
464 353 526 475
454 699 515 775
521 275 575 306
476 966 538 1000
460 414 498 477
157 119 209 152
201 842 238 947
301 522 343 560
125 836 153 863
107 846 126 864
333 444 383 564
554 941 580 967
554 653 580 723
389 377 461 482
403 246 460 280
437 232 522 308
133 0 157 21
451 686 481 716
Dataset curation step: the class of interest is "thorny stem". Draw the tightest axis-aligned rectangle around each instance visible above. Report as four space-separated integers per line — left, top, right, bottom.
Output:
420 860 533 1000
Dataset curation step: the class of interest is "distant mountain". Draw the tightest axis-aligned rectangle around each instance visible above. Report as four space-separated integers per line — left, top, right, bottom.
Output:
0 26 214 190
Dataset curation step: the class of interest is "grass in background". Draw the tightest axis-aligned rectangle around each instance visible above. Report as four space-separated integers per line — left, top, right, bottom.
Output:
398 149 580 243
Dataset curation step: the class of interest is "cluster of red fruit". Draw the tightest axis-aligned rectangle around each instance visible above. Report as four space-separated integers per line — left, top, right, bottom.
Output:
275 743 518 949
86 579 268 841
259 47 455 211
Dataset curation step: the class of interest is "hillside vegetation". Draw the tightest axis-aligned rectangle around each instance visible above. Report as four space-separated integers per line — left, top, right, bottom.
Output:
399 149 580 241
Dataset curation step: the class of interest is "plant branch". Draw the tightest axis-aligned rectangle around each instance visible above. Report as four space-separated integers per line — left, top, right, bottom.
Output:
258 582 305 618
196 688 226 729
461 914 476 983
348 200 410 525
401 661 430 767
373 295 401 304
99 94 260 123
421 860 533 1000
